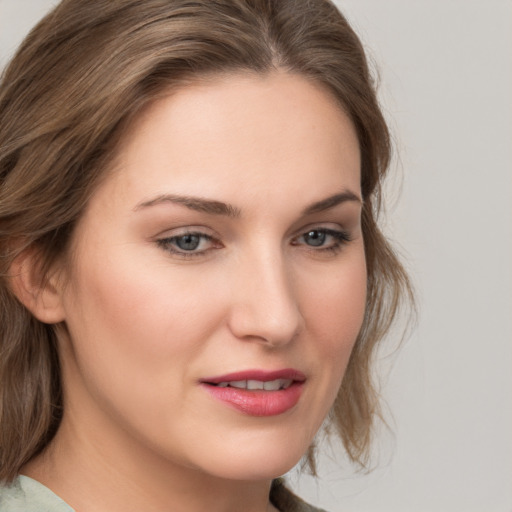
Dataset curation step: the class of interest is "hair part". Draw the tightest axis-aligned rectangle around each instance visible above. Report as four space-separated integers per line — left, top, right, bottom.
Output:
0 0 413 481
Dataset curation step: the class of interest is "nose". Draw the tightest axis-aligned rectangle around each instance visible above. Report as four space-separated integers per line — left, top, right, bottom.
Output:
227 249 304 347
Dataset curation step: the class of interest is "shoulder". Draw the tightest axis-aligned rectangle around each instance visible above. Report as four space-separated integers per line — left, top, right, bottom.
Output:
0 476 74 512
270 478 328 512
1 476 325 512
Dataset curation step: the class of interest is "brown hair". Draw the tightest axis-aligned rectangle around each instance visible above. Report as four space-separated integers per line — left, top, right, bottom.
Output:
0 0 412 481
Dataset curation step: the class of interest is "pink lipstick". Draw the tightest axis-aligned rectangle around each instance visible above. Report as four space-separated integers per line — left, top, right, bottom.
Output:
200 368 306 417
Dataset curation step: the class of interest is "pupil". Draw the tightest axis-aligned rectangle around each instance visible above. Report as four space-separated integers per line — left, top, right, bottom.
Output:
305 230 325 247
177 234 200 251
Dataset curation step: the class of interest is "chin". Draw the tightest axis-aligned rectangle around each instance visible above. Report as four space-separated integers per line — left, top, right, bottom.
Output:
193 438 308 482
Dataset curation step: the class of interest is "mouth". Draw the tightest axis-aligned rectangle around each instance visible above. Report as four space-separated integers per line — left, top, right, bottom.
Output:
207 378 293 391
199 369 306 417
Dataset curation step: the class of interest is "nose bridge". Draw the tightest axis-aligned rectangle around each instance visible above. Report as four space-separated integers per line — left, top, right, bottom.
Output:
228 243 303 346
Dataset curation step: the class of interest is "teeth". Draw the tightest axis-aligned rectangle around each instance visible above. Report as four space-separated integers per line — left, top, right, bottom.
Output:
263 380 281 391
279 379 293 390
247 380 264 390
215 379 293 390
264 379 292 391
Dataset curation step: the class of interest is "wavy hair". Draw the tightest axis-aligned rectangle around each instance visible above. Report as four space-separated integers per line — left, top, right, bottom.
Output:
0 0 413 481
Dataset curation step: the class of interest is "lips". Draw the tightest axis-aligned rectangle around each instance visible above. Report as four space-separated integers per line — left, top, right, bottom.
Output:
200 369 306 417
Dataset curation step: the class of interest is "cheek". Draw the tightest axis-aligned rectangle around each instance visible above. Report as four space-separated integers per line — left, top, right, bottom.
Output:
69 255 216 353
296 247 367 407
59 253 229 454
304 252 367 354
60 251 223 411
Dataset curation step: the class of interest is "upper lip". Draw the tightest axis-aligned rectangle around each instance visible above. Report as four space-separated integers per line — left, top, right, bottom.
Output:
200 368 306 384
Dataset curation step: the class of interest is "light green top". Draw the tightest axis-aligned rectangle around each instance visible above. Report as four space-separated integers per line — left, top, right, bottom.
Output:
0 476 74 512
0 476 325 512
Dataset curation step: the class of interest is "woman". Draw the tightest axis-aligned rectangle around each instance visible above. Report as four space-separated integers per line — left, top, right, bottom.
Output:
0 1 412 511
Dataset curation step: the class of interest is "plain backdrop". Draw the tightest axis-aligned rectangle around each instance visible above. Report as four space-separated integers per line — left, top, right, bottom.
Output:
1 1 511 511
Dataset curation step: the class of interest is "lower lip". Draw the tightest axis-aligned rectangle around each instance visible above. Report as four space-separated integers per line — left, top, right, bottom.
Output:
201 382 304 417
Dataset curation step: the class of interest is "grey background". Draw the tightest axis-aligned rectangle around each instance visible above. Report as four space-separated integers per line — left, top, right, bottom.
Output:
1 1 511 511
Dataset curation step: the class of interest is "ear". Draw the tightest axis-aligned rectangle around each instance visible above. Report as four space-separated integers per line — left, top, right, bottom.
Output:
9 247 66 324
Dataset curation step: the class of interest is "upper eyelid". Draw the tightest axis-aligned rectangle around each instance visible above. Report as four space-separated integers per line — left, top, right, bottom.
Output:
154 225 217 239
160 231 216 245
293 227 351 242
292 222 351 238
156 225 350 239
155 224 352 244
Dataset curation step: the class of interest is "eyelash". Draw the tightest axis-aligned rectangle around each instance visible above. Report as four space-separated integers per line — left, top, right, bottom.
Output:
156 228 353 259
292 228 353 255
156 231 218 259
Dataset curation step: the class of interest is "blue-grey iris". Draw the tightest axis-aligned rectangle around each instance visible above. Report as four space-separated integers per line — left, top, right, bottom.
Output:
304 230 326 247
176 234 201 251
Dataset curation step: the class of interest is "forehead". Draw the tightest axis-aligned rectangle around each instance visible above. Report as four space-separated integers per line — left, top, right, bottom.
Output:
97 71 361 213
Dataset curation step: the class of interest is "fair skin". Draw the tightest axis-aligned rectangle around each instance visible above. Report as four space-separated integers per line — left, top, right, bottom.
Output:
21 72 366 512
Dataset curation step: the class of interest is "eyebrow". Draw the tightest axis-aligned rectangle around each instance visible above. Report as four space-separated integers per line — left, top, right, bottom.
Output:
301 190 362 215
134 190 361 217
134 194 241 217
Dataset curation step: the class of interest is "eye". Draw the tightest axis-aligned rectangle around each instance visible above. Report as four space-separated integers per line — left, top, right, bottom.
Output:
173 233 202 251
293 228 352 253
303 230 328 247
157 231 220 257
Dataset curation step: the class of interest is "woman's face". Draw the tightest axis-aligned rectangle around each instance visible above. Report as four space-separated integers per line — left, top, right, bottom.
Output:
55 72 366 481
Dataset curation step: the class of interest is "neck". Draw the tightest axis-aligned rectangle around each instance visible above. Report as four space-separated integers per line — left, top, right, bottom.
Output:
22 411 278 512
